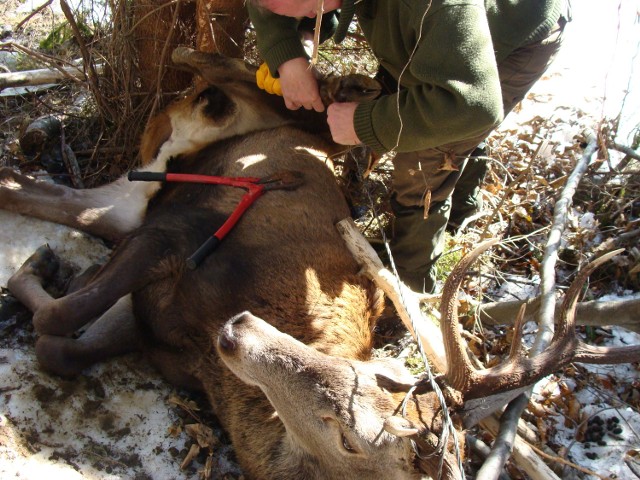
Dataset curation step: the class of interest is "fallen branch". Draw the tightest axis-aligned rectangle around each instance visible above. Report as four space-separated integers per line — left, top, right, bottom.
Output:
611 141 640 162
477 296 640 333
480 415 561 480
15 0 53 31
0 65 102 92
336 218 447 373
478 137 599 480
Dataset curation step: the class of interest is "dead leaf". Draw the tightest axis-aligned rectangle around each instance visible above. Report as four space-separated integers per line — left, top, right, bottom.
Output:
201 452 214 480
167 423 182 438
169 394 201 412
564 397 582 427
527 399 547 418
181 443 201 470
423 190 431 219
185 423 218 449
438 151 459 171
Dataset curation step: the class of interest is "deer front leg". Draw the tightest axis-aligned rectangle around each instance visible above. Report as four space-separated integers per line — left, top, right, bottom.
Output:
0 167 153 243
12 230 176 336
8 246 142 376
7 245 64 314
36 295 140 377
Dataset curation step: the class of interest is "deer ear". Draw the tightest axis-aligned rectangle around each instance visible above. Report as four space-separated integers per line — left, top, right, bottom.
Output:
383 416 419 437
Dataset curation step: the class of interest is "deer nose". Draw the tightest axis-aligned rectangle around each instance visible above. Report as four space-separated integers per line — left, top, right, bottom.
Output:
229 311 252 326
218 311 254 352
218 327 237 352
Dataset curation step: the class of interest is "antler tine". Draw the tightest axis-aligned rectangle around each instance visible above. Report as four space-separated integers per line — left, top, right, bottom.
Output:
567 249 640 364
440 238 499 393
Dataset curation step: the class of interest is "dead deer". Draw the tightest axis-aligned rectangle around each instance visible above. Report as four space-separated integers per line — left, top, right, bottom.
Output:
2 49 638 479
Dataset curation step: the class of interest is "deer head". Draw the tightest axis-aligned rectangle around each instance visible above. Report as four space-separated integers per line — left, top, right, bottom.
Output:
216 241 640 478
217 311 463 479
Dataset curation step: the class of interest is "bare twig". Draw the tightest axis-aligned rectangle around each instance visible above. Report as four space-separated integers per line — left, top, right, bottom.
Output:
611 141 640 162
60 125 84 188
526 441 608 479
59 0 112 124
150 0 182 119
15 0 53 31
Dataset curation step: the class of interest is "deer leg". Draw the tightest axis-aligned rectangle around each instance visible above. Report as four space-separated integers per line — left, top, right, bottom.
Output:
7 245 62 314
35 295 140 377
22 231 175 336
0 167 154 242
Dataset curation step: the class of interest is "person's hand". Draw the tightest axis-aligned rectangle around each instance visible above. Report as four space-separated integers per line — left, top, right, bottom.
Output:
256 62 282 96
278 57 325 112
327 102 361 145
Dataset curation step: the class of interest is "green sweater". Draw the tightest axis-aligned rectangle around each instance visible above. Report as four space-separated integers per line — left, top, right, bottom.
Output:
248 0 563 154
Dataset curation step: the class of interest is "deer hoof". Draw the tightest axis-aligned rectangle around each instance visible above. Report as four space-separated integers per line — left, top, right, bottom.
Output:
13 245 60 283
35 335 84 378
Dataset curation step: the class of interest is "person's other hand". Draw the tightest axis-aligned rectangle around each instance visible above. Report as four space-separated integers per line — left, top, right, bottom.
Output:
278 58 325 112
327 102 360 145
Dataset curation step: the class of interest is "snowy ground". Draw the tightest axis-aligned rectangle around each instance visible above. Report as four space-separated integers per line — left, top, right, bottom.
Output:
1 0 639 479
0 213 201 479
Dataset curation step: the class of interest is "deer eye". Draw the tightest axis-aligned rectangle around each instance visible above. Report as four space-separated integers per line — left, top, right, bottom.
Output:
341 433 357 453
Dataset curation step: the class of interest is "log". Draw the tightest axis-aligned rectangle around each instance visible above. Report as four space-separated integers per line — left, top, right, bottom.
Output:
19 116 62 156
336 218 448 373
477 296 640 333
0 64 103 92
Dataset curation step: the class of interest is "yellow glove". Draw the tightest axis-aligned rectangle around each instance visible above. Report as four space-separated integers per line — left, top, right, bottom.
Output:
256 62 282 96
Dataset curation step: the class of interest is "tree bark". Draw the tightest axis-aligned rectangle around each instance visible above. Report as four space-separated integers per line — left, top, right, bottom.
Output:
195 0 247 57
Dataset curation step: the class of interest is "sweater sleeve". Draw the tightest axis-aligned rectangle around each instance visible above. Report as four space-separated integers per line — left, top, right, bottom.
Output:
247 5 338 77
354 3 504 154
247 5 308 77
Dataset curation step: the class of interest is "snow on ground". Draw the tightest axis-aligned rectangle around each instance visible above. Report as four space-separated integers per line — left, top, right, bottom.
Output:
0 212 200 479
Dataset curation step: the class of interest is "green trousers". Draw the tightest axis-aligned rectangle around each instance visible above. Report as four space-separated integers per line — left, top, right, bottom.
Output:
390 16 567 293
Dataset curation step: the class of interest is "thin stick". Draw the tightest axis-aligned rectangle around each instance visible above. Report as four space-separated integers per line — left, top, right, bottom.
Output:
310 0 324 65
15 0 53 31
526 442 607 479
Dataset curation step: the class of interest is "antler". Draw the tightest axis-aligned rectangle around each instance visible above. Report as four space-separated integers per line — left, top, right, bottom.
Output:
441 241 640 400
